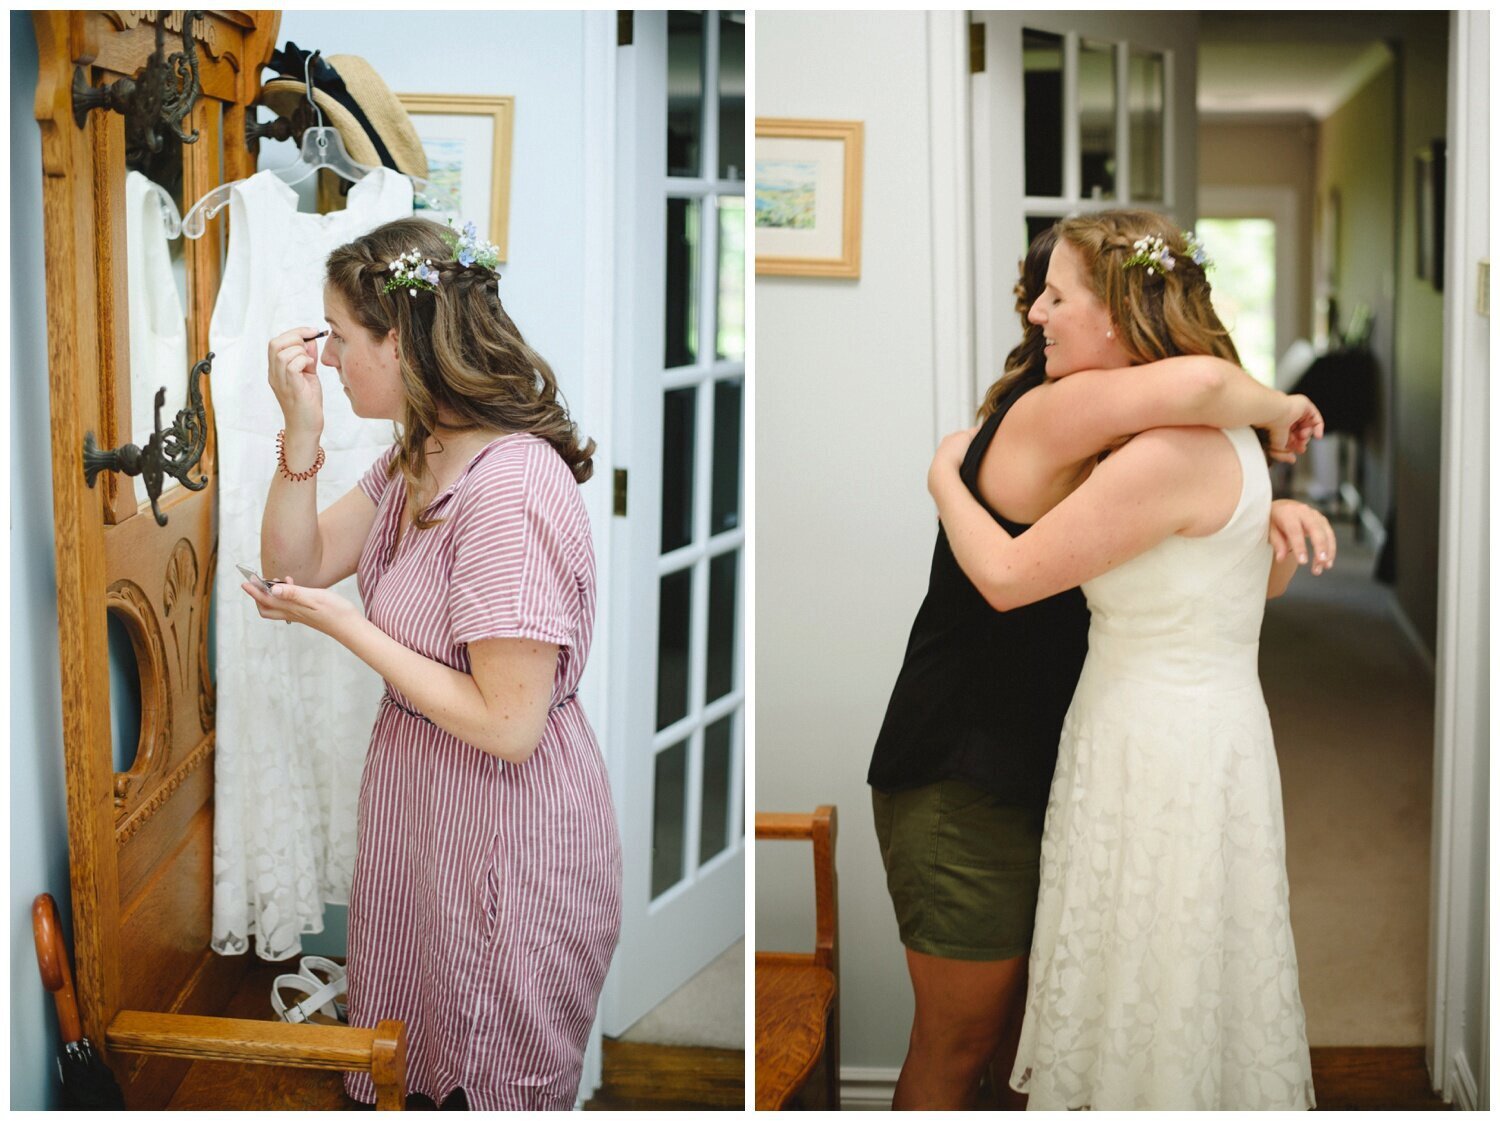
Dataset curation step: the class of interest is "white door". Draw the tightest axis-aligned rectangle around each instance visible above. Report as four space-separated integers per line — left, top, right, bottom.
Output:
604 9 747 1034
971 11 1200 401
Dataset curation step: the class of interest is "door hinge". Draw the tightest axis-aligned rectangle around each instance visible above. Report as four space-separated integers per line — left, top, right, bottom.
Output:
617 11 633 47
969 21 985 75
613 468 628 516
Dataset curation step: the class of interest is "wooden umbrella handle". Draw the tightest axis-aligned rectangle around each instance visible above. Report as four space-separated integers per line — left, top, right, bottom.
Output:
33 894 83 1044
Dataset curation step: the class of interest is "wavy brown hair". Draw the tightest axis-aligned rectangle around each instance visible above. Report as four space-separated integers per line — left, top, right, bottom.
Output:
1054 209 1240 367
1056 209 1271 459
977 224 1057 420
325 217 594 528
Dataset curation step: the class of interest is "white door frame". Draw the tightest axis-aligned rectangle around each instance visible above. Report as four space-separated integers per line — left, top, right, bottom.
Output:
1427 8 1488 1110
576 10 618 1102
603 9 746 1037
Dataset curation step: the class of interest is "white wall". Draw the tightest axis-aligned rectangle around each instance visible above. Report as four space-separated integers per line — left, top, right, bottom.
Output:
754 10 954 1075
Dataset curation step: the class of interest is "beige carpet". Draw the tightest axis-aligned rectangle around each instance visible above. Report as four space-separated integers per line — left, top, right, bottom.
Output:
1261 523 1433 1046
618 939 745 1050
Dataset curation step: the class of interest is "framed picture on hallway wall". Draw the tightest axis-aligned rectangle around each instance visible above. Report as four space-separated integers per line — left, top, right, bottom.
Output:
397 93 514 260
754 118 863 278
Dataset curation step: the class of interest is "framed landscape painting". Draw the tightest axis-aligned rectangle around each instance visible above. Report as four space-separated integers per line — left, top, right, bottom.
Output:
398 93 515 260
754 118 863 278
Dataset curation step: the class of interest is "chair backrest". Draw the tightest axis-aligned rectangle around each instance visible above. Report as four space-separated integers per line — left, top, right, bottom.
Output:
755 805 838 976
32 10 282 1107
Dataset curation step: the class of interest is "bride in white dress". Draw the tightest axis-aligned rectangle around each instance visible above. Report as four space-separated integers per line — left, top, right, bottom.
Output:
927 210 1317 1110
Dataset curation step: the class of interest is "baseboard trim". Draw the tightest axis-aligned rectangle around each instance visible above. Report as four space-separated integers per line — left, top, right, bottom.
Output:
840 1066 899 1110
1389 596 1437 678
1451 1050 1479 1109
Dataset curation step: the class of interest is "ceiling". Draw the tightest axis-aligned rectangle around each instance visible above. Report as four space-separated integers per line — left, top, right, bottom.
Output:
1198 40 1395 120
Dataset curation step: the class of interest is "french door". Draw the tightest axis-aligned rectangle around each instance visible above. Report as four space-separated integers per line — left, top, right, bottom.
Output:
605 8 747 1033
971 11 1198 399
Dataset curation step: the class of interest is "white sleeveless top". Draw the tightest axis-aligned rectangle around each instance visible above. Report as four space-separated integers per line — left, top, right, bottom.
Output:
210 168 413 960
124 170 189 509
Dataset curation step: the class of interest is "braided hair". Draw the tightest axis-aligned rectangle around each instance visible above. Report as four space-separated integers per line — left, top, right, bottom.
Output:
1055 209 1240 368
1058 209 1275 460
325 217 595 529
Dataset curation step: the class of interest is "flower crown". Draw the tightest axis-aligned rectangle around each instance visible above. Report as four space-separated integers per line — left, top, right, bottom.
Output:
380 220 503 297
1122 231 1212 276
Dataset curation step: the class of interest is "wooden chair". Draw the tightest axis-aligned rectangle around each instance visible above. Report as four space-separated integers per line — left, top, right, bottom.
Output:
30 11 406 1107
754 806 839 1110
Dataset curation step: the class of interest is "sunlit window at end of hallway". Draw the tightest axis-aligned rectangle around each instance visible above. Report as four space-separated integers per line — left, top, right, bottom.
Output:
1198 218 1276 387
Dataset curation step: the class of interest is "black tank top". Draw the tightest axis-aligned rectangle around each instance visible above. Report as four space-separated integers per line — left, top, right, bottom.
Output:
867 377 1090 808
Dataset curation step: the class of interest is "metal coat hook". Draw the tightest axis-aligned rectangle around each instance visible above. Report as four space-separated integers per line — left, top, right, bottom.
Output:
73 11 204 167
83 352 212 526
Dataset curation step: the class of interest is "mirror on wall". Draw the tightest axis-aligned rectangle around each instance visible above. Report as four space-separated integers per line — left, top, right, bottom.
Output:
123 75 193 509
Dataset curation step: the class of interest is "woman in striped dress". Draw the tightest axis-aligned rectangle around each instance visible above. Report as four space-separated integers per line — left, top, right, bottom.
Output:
243 216 621 1110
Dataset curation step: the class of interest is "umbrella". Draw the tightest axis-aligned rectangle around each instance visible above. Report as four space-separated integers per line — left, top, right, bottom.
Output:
32 894 126 1109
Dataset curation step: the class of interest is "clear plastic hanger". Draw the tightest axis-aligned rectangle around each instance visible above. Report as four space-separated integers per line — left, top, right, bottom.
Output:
132 173 184 240
181 50 455 238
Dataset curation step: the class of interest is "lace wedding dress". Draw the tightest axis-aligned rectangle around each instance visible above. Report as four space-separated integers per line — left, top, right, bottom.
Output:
210 168 412 960
1011 426 1315 1110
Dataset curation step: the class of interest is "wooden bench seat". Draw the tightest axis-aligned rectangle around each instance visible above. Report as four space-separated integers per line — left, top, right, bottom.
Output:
754 807 839 1111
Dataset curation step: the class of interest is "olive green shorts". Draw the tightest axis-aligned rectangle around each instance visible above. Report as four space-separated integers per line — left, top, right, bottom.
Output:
871 780 1044 962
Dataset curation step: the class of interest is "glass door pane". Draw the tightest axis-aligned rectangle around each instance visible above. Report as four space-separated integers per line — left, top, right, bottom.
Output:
717 13 745 181
1078 39 1117 200
1022 29 1065 198
665 199 701 368
666 11 704 177
1129 51 1165 201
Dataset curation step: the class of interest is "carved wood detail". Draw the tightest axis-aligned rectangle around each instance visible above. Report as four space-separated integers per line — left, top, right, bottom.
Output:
107 579 172 813
114 734 214 844
163 537 199 682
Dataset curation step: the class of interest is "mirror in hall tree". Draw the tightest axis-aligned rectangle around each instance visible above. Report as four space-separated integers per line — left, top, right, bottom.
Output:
85 11 204 511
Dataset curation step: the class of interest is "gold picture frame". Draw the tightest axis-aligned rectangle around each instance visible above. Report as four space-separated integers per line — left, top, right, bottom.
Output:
397 93 515 260
755 118 863 278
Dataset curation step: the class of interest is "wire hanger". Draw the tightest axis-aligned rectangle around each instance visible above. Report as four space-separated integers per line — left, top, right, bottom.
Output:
182 50 456 238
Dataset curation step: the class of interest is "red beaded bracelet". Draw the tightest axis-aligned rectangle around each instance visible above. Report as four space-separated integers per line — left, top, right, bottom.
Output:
276 428 326 482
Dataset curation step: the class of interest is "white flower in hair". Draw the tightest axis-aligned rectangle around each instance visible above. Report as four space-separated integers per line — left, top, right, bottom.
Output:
382 248 440 296
1123 235 1175 276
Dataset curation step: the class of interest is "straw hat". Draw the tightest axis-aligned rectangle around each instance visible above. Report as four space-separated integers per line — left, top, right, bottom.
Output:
259 52 428 179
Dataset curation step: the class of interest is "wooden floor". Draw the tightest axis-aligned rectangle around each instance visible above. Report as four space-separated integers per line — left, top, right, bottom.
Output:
1309 1047 1451 1111
970 1047 1449 1111
583 1038 745 1111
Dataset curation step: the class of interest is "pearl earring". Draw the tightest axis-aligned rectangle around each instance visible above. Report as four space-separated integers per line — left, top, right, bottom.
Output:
1106 329 1114 339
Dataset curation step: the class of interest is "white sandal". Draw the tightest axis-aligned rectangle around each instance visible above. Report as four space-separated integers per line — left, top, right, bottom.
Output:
297 955 348 1023
271 972 344 1026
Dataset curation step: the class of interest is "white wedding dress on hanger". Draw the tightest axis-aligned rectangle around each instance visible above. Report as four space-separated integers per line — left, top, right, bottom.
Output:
210 167 413 960
124 170 189 510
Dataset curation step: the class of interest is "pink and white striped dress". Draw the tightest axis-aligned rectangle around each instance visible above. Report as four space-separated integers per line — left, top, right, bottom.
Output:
342 433 622 1110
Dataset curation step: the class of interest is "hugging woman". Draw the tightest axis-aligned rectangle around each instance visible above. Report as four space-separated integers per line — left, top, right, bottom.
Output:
869 213 1330 1110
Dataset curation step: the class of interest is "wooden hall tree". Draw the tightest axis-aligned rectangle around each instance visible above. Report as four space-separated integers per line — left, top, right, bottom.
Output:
31 10 405 1108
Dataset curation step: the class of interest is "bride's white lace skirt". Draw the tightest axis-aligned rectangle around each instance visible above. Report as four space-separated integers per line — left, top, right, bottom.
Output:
1011 664 1316 1110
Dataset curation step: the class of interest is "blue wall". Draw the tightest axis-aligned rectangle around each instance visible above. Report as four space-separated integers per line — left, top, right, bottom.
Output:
11 11 72 1109
10 11 591 1107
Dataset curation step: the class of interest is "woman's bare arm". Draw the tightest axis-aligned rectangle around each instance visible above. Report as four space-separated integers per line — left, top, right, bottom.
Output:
932 426 1240 611
995 356 1319 479
261 479 377 589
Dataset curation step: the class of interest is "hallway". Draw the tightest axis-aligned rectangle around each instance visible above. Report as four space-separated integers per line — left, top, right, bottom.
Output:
1262 521 1433 1045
